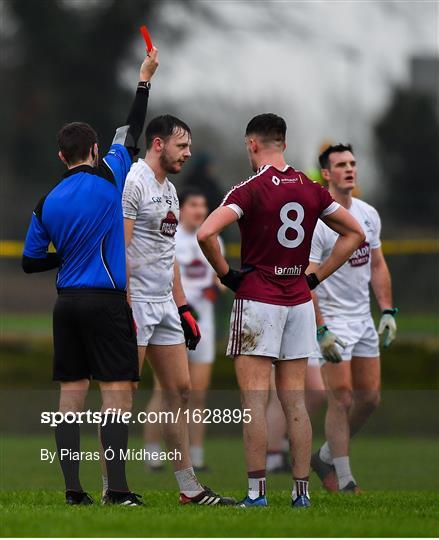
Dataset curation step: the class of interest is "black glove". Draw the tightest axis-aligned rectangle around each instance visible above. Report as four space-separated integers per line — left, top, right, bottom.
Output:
178 304 201 350
219 266 254 292
306 272 320 290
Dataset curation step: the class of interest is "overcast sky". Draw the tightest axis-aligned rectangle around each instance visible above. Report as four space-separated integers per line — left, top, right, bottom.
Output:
124 0 438 196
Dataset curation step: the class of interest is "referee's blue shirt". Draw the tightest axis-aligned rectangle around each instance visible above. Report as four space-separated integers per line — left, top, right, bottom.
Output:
23 144 132 290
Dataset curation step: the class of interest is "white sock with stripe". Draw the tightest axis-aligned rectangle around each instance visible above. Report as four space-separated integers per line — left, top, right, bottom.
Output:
248 470 266 500
292 477 309 500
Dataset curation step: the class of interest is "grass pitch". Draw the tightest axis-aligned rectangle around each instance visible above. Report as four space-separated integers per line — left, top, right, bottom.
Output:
1 435 438 537
2 490 438 538
1 313 438 536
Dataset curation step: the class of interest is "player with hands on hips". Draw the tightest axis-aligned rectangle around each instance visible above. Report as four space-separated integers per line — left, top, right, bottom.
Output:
198 114 364 509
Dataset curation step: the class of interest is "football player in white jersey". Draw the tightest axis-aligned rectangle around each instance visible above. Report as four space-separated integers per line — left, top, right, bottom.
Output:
175 188 224 470
122 115 234 506
309 144 398 493
141 188 224 472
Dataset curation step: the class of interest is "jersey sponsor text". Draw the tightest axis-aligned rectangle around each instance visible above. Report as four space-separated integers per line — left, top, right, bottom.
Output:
274 265 303 276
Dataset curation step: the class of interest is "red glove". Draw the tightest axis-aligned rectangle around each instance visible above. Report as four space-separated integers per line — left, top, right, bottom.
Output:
178 304 201 350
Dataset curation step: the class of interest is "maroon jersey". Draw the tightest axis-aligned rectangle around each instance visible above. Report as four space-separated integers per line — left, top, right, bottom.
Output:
222 164 338 306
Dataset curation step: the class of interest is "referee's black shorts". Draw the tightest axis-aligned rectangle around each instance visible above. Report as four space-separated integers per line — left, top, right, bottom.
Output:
53 289 139 382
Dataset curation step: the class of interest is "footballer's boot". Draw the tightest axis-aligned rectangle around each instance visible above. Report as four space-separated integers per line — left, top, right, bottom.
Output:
311 451 338 492
236 495 268 508
102 490 144 506
292 495 311 508
65 490 94 505
179 486 236 506
340 481 361 494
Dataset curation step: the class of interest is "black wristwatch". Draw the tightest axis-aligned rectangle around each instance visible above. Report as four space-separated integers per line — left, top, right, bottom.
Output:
138 81 151 90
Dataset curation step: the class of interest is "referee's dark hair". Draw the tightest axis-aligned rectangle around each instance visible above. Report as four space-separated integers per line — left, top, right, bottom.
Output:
245 113 286 146
319 143 354 169
57 122 98 165
145 114 191 150
178 187 206 208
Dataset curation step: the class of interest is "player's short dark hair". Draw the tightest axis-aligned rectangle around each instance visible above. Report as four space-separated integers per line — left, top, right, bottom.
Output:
178 187 206 208
57 122 98 165
319 143 354 169
145 114 191 150
245 113 287 145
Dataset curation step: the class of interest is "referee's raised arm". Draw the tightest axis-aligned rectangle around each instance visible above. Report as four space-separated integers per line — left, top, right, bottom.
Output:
21 48 158 274
112 47 159 158
99 48 159 193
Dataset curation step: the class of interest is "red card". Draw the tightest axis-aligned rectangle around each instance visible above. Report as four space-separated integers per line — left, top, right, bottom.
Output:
140 25 153 53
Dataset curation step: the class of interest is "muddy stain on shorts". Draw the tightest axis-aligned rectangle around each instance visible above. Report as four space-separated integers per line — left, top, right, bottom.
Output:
240 306 265 352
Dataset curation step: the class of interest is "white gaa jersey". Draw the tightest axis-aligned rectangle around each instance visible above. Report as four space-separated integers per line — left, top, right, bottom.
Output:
309 197 381 320
122 159 179 302
175 225 224 304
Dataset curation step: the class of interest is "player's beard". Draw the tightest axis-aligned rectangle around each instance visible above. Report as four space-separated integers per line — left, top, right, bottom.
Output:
160 151 184 175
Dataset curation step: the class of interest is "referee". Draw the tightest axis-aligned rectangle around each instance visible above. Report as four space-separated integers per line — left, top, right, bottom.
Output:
22 49 158 506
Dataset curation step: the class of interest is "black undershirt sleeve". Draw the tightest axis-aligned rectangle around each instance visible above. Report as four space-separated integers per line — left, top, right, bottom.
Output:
22 253 61 274
112 84 149 158
126 84 149 147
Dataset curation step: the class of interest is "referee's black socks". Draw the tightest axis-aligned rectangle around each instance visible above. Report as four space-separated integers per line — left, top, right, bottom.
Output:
55 420 83 492
100 417 129 492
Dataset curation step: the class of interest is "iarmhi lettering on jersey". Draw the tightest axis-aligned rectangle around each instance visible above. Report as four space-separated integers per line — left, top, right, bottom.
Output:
274 265 303 276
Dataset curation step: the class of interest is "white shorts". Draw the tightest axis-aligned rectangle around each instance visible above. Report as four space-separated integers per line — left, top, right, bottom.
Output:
131 299 185 347
226 299 317 361
188 298 215 364
311 315 379 364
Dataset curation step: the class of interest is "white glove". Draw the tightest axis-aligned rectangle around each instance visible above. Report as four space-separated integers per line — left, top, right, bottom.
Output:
317 325 347 363
378 309 398 347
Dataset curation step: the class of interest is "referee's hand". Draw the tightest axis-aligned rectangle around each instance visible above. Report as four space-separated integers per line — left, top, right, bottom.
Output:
140 47 159 82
